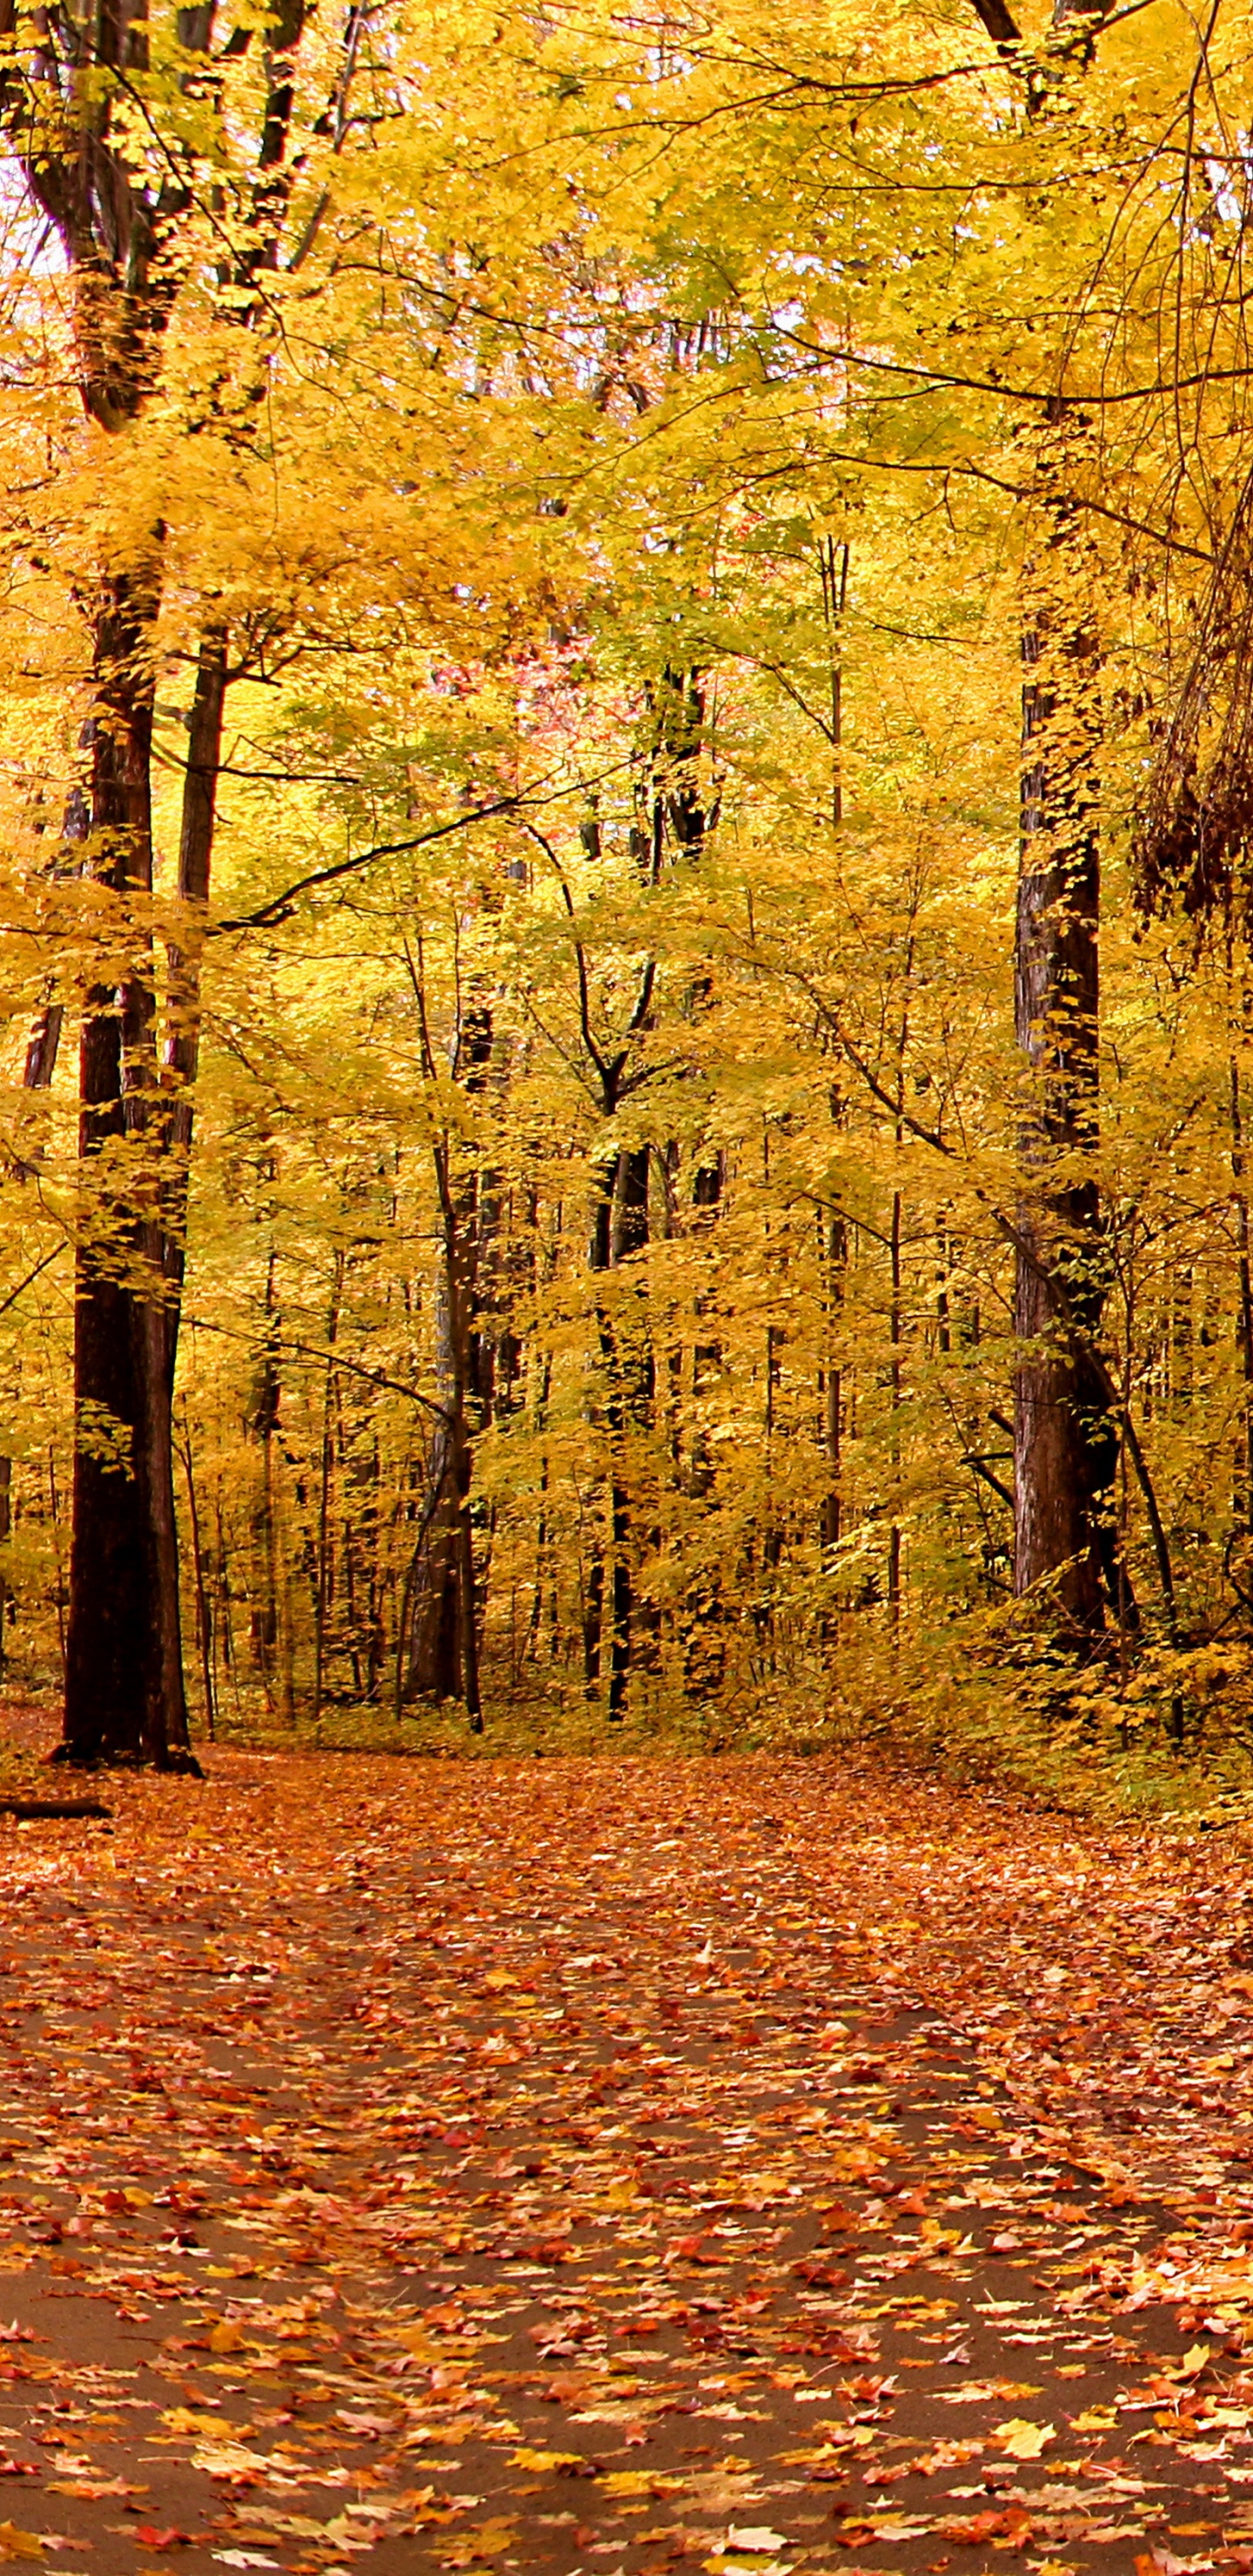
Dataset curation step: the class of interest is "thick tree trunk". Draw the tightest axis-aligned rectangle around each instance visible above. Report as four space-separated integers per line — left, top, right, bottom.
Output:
403 1432 464 1705
964 0 1121 1640
1012 449 1116 1637
63 618 226 1764
400 1396 481 1718
0 0 309 1767
61 577 195 1768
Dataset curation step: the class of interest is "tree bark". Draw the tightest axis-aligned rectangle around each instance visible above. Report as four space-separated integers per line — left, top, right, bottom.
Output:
398 974 488 1729
0 0 315 1763
1012 431 1116 1635
967 0 1122 1642
62 573 196 1766
588 1150 643 1723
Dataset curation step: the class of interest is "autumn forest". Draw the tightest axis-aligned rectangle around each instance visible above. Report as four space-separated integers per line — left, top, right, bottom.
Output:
0 0 1248 1775
3 7 1253 2571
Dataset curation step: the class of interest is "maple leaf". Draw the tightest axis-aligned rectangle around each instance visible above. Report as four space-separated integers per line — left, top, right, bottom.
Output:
46 2482 147 2502
208 2324 247 2355
600 2470 684 2498
435 2525 515 2567
994 2418 1055 2460
941 2507 1033 2546
506 2449 584 2474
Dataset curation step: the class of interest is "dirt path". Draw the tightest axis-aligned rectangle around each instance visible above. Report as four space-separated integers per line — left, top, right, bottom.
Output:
0 1745 1250 2576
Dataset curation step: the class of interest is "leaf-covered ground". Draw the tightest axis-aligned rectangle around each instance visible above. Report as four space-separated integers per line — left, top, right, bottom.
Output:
0 1738 1252 2576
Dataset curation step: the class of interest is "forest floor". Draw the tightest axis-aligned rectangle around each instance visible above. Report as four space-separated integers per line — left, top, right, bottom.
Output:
0 1729 1250 2576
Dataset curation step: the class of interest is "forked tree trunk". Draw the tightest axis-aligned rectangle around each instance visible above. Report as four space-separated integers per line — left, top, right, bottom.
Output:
582 667 715 1719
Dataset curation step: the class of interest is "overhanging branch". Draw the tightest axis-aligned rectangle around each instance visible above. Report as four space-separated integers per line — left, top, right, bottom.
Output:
214 760 635 935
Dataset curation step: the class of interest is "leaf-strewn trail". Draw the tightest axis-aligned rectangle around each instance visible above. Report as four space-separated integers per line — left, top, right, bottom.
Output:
0 1748 1252 2576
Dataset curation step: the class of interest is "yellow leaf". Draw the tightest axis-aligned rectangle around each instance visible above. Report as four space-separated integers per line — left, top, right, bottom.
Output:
436 2520 516 2566
600 2471 682 2497
993 2418 1055 2459
160 2409 235 2438
396 2326 469 2365
507 2449 583 2474
209 2323 245 2354
0 2529 43 2562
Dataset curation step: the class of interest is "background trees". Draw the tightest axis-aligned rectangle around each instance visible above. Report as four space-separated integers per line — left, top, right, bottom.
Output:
0 0 1248 1757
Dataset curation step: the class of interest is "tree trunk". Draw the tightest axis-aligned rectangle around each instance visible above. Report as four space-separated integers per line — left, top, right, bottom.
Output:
61 575 196 1768
0 0 311 1765
176 1418 216 1741
1230 1047 1253 1533
163 626 228 1341
398 979 488 1728
962 0 1120 1640
251 1237 283 1698
312 1251 344 1726
821 1209 847 1550
1012 430 1115 1636
586 1150 648 1722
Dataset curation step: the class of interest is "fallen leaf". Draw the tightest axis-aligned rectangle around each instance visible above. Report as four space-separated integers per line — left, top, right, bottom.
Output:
506 2449 584 2475
993 2418 1055 2460
600 2470 684 2498
47 2482 147 2502
435 2525 515 2567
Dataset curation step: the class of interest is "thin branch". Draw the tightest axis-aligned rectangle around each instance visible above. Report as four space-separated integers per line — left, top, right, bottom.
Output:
521 821 611 1090
193 1316 452 1423
0 1244 66 1318
215 759 635 936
